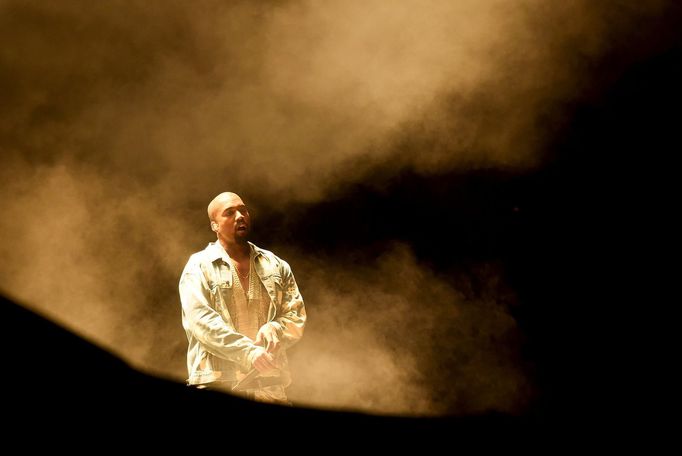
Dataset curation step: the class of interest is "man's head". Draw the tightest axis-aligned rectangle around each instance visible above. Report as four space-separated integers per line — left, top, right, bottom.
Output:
207 192 251 245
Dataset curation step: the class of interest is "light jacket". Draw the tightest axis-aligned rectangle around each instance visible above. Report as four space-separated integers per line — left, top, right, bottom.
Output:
179 241 306 386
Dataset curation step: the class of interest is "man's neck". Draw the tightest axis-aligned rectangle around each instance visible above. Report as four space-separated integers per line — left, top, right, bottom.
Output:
219 238 250 261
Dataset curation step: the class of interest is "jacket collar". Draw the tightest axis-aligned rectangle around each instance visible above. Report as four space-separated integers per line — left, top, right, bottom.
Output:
205 240 263 263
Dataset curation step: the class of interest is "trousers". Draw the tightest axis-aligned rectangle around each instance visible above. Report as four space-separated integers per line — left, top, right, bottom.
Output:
190 382 291 406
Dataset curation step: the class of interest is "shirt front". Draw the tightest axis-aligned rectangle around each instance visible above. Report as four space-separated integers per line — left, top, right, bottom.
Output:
227 252 269 342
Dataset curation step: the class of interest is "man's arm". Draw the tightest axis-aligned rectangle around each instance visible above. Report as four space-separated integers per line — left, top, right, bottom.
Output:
179 262 266 371
257 260 306 352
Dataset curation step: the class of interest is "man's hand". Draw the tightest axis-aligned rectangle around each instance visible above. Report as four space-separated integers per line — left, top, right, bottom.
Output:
255 323 281 354
251 347 277 374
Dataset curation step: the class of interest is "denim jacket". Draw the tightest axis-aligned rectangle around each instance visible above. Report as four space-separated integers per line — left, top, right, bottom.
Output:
179 241 306 386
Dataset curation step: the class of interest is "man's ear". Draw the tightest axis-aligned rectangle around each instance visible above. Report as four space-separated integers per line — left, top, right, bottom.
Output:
211 221 218 232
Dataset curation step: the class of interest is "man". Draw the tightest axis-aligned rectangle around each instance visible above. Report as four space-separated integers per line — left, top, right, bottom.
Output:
179 192 306 404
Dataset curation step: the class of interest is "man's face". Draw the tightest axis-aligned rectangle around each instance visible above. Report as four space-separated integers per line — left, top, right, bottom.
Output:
212 194 251 244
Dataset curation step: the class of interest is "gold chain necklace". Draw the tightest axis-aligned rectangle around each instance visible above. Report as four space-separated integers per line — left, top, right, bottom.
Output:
233 259 250 280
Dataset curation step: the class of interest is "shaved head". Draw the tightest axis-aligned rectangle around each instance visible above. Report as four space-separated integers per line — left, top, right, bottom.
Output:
207 192 242 222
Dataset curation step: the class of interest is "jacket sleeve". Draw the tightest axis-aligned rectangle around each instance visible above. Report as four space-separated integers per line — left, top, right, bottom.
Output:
270 260 306 348
179 260 261 371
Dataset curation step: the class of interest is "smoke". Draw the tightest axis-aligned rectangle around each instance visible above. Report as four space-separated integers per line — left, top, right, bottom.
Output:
0 0 676 414
2 1 672 202
0 160 194 367
284 244 529 415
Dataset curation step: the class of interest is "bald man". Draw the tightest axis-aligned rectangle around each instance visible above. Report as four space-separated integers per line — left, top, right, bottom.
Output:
179 192 306 404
